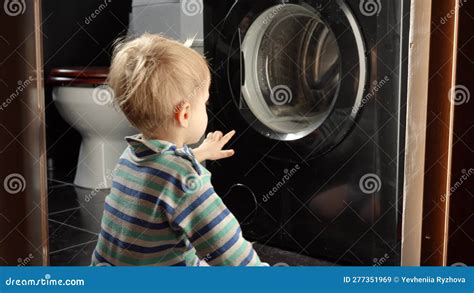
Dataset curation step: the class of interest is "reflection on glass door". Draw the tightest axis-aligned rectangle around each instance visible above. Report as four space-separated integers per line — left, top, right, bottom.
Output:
242 4 341 140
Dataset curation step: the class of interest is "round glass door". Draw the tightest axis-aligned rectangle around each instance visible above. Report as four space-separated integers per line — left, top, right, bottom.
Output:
242 4 341 140
236 1 367 149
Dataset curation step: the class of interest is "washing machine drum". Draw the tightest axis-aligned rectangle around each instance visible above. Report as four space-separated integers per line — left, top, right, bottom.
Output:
236 2 366 153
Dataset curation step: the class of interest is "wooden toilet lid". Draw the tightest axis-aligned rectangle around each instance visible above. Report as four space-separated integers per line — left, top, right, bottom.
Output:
48 67 109 86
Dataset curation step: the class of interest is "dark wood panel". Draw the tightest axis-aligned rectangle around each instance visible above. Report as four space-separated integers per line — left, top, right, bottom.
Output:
0 0 48 266
421 0 458 266
447 0 474 267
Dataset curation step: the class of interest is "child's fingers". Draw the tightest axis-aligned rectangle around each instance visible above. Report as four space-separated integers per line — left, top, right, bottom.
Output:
218 149 235 159
220 130 236 145
214 131 224 140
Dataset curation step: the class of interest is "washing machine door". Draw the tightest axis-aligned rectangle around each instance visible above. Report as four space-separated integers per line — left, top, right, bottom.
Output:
231 0 366 157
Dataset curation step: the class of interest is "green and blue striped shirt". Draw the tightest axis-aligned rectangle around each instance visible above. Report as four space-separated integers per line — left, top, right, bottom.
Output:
91 134 264 266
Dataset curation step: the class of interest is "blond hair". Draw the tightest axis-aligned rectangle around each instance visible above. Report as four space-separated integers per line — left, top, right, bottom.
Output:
108 33 211 137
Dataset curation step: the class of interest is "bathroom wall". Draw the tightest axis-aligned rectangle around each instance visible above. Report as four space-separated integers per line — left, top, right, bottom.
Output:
41 0 131 177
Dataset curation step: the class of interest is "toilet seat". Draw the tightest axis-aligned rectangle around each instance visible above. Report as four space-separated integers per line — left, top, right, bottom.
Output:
49 66 136 189
48 67 109 86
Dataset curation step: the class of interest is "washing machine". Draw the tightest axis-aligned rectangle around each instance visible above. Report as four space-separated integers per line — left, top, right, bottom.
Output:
204 0 410 265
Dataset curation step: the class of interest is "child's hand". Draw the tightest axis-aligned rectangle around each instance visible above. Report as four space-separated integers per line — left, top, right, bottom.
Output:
193 130 236 162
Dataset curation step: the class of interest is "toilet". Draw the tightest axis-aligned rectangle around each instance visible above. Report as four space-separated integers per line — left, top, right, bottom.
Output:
49 67 136 189
49 0 204 189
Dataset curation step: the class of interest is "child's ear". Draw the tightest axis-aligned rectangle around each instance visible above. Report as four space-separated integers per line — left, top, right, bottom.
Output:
174 101 191 128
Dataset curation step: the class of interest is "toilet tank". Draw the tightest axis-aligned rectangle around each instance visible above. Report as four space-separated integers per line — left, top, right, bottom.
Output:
129 0 204 53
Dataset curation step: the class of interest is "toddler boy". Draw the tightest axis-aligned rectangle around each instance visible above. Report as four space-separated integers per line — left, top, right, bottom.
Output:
90 33 267 266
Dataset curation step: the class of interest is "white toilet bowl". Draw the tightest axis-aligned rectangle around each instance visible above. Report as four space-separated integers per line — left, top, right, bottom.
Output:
47 1 204 189
49 67 136 189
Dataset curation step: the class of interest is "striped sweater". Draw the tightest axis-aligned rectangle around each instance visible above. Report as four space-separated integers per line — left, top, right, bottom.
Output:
91 134 265 266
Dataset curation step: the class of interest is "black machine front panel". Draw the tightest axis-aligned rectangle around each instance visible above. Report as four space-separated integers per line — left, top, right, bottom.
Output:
204 0 409 265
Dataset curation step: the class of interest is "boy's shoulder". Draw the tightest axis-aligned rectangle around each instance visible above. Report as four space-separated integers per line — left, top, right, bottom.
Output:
127 145 210 179
156 150 200 176
121 136 211 195
152 152 212 196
